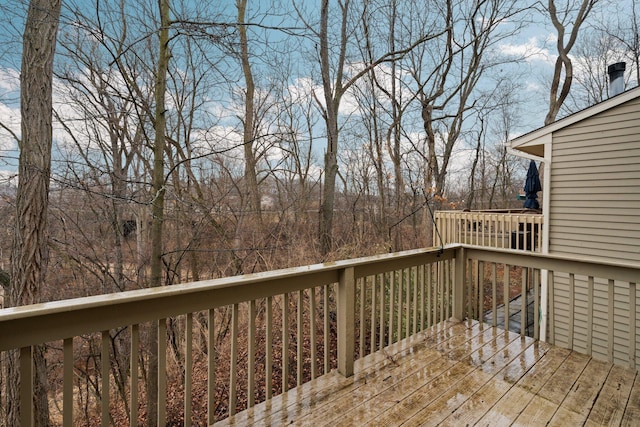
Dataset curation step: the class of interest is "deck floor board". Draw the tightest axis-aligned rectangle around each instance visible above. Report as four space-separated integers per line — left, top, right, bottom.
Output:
584 364 636 426
438 339 550 426
216 320 640 426
621 372 640 426
475 344 569 425
310 322 493 427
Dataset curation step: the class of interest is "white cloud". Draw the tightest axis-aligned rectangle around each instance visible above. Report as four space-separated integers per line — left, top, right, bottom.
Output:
287 77 319 105
0 102 19 151
499 36 555 65
0 67 21 152
0 169 17 186
0 68 20 93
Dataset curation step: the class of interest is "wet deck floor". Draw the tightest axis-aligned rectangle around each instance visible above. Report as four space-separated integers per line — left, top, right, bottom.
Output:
216 319 640 426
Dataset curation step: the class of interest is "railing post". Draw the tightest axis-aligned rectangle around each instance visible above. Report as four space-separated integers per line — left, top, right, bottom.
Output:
338 267 355 377
452 247 466 321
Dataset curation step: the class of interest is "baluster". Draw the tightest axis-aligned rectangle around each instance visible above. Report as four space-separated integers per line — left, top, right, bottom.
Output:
185 313 193 426
586 277 594 356
249 301 256 405
130 324 139 426
405 268 411 339
63 338 73 427
608 278 614 362
230 306 238 415
297 291 303 386
439 261 444 323
445 260 451 320
359 278 365 358
521 269 527 336
370 276 377 354
504 265 510 332
569 274 575 350
282 294 290 391
101 330 110 427
310 288 317 379
266 297 273 397
420 265 425 332
629 282 636 369
378 274 385 349
20 346 33 427
323 285 329 374
492 263 497 327
388 272 395 343
413 267 418 336
478 261 485 323
397 270 403 341
207 309 215 425
158 320 167 426
533 270 540 340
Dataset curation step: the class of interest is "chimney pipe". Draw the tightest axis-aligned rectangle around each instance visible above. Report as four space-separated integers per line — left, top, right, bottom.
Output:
608 62 626 97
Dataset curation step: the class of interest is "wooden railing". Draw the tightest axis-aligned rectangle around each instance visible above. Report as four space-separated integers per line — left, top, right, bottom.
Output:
464 247 639 369
1 244 638 426
435 210 543 251
0 246 460 426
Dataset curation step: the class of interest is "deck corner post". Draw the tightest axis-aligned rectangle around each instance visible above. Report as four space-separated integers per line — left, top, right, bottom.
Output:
452 246 466 322
338 266 355 377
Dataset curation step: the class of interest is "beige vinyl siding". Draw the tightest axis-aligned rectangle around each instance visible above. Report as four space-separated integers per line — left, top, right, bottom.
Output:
549 97 640 264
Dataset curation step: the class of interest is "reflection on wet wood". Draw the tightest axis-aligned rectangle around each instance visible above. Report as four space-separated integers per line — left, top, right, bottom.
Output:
215 319 639 427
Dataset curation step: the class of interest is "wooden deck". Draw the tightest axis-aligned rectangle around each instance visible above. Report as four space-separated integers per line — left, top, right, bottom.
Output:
217 319 640 426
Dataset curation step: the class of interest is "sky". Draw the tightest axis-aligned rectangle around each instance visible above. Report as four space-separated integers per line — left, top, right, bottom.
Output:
0 0 636 188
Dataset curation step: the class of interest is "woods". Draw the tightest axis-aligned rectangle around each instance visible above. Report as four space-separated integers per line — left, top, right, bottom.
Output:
1 0 639 424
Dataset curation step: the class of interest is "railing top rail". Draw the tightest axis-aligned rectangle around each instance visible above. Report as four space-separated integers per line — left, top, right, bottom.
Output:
3 242 636 352
435 210 543 216
0 245 459 351
463 245 639 283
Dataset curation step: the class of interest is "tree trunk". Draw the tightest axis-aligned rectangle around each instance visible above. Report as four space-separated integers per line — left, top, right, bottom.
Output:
318 0 345 257
147 0 171 424
544 0 599 125
238 0 262 225
232 0 262 273
8 0 61 425
467 126 483 211
319 115 339 256
315 0 433 256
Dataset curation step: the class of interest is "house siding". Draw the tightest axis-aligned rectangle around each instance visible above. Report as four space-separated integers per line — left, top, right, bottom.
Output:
546 97 640 369
549 97 640 264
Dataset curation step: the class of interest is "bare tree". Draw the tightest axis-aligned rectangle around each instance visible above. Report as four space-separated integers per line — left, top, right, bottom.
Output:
413 0 528 199
308 0 442 256
8 0 61 425
608 1 640 84
237 0 262 224
145 0 171 422
580 1 640 100
359 0 405 251
566 29 621 110
543 0 601 125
